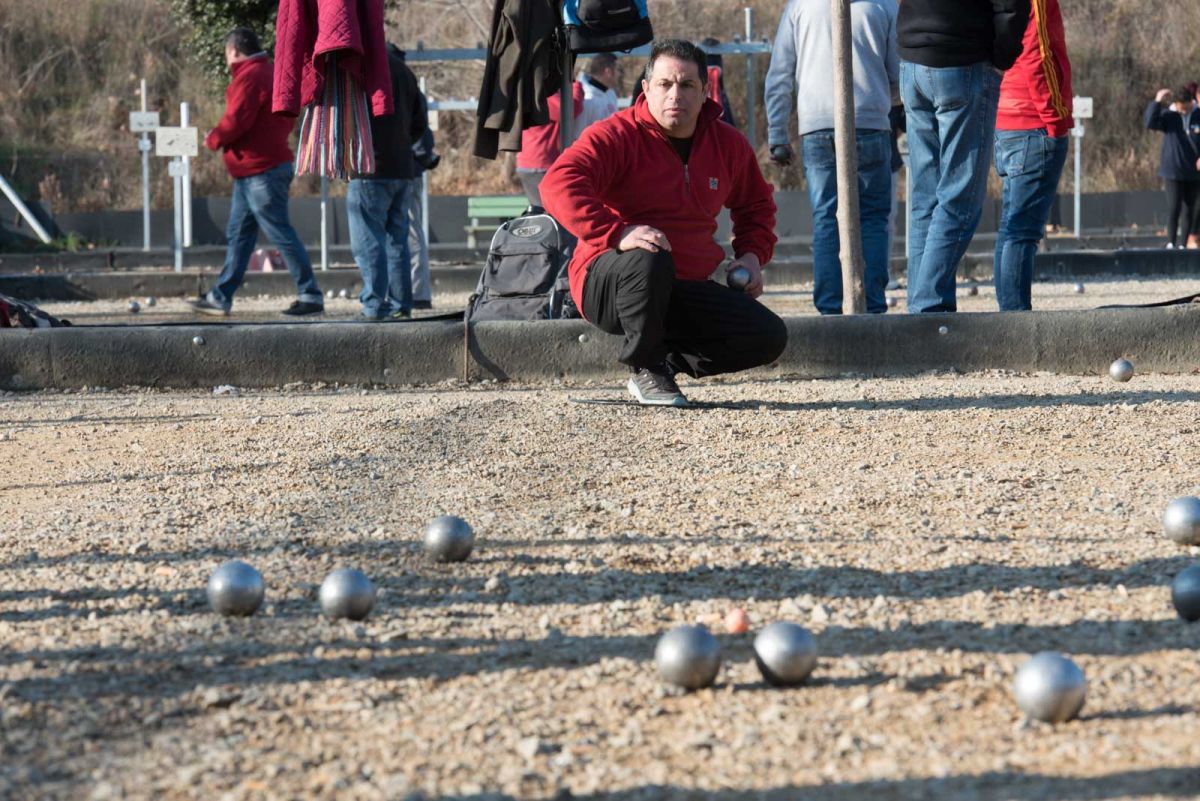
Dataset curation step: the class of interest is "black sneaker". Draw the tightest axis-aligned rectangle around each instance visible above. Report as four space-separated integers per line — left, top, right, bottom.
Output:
282 300 324 316
412 300 433 310
627 363 688 407
186 297 230 317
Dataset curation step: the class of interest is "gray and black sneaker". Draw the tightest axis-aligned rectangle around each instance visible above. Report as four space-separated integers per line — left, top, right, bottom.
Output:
186 296 230 317
627 363 688 407
282 300 324 316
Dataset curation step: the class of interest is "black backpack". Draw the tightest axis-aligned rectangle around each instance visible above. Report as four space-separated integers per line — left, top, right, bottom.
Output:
564 0 654 54
466 210 580 322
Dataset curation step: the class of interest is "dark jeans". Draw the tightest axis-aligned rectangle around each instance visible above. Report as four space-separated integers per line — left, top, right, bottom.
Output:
993 129 1069 311
581 248 788 378
347 178 414 317
207 162 322 310
1164 179 1200 247
801 128 892 314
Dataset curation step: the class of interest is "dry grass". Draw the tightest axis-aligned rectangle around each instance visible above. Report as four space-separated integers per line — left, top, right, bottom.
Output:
1 0 1198 213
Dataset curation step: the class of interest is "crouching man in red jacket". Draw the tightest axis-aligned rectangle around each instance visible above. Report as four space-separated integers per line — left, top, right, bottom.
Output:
541 39 786 407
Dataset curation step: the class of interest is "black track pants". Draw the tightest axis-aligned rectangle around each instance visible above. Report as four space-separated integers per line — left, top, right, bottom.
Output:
580 248 788 378
1165 179 1200 246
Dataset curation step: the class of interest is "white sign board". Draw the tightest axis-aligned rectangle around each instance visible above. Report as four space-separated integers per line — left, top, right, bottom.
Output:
1074 96 1093 120
156 126 198 157
129 111 160 132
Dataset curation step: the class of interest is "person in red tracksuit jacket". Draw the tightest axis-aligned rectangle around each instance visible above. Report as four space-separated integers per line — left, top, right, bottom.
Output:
541 39 786 407
993 0 1073 311
515 81 583 208
189 28 324 317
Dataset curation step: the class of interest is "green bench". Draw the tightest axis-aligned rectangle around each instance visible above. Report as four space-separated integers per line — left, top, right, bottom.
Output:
465 195 530 248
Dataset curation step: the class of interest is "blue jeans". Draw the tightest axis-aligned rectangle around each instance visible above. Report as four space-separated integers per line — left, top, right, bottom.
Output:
208 162 322 310
802 129 892 314
901 61 1001 313
993 129 1069 311
347 178 414 317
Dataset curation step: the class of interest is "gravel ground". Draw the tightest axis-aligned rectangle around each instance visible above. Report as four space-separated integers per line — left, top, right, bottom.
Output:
33 275 1200 326
3 371 1200 800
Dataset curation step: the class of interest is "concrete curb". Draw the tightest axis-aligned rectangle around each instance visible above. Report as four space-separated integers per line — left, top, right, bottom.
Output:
2 306 1198 390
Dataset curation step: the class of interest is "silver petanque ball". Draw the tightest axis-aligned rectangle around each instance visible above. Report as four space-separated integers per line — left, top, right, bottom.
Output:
145 296 157 307
326 289 335 299
727 266 752 292
338 288 349 299
1171 565 1200 622
207 560 265 617
128 300 141 314
192 335 205 346
1074 282 1086 294
319 568 376 620
423 515 475 562
1163 496 1200 546
1109 358 1134 383
578 333 589 344
938 325 949 336
886 296 898 308
754 622 818 687
655 624 721 690
1013 651 1086 723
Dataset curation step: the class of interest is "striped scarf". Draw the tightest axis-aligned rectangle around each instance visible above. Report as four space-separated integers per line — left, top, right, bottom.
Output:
296 52 375 179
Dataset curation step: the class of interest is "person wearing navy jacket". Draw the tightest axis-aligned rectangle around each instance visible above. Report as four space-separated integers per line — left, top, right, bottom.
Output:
1145 87 1200 249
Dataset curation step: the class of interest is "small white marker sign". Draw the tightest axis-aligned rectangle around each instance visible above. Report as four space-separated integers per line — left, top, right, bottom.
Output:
155 126 198 157
1074 96 1093 120
129 111 160 132
168 160 187 178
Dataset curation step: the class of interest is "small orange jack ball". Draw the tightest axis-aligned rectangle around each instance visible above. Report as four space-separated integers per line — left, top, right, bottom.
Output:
724 607 750 634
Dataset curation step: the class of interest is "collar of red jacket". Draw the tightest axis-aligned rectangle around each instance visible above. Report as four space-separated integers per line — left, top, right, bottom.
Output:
632 93 724 138
230 52 268 78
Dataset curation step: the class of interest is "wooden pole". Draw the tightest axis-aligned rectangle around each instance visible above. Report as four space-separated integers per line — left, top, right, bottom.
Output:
831 0 866 313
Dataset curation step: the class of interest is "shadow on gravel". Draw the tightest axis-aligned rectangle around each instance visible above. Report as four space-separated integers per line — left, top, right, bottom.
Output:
710 389 1200 414
440 767 1200 800
5 613 1198 702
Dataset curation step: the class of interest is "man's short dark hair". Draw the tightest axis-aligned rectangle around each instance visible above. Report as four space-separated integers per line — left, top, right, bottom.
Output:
1175 86 1196 105
642 39 707 85
225 27 262 57
589 53 618 77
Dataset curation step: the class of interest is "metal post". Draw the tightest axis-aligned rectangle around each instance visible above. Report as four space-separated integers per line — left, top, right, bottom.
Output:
320 176 329 271
558 37 573 152
180 102 193 247
173 159 183 272
1073 124 1083 238
140 78 151 252
0 174 52 244
831 0 866 313
421 172 430 253
744 7 756 147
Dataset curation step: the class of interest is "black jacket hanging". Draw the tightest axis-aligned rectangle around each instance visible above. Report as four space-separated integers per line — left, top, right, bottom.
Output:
474 0 565 160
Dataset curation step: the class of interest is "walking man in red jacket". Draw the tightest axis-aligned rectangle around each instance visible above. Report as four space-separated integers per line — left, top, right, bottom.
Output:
189 28 324 317
993 0 1073 310
542 39 786 407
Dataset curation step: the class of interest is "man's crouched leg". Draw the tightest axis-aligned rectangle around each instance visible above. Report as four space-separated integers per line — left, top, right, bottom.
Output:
581 248 677 368
663 279 788 379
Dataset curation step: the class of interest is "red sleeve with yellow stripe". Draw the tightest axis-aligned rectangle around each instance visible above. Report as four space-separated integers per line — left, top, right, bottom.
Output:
1014 0 1073 137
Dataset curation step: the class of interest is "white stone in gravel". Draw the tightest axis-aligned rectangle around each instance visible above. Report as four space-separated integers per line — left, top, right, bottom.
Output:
517 736 542 760
811 604 831 624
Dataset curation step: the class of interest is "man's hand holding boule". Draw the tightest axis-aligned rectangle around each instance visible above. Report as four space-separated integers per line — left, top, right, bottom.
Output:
619 225 672 253
769 144 795 166
729 253 764 298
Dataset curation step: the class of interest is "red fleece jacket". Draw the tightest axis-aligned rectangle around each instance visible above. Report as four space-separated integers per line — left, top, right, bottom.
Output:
541 96 776 314
997 0 1073 137
204 55 295 179
272 0 393 118
516 81 584 171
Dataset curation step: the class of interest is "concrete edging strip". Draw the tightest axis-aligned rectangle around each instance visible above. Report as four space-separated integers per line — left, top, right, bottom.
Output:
2 306 1199 390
